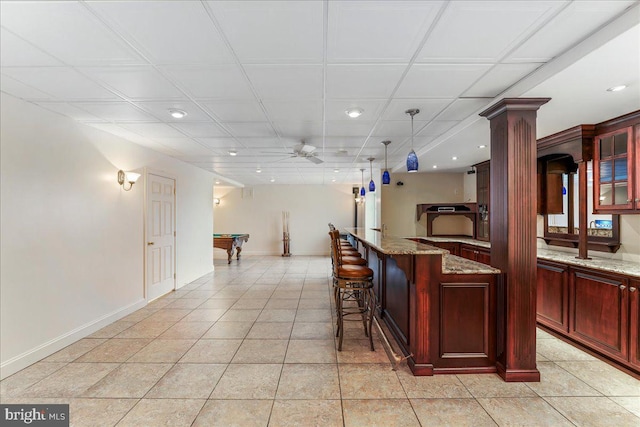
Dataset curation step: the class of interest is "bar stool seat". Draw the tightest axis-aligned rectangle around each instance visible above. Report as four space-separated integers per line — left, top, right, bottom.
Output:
337 264 373 278
340 256 367 265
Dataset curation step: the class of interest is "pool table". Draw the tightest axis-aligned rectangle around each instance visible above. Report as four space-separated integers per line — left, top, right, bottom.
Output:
213 233 250 264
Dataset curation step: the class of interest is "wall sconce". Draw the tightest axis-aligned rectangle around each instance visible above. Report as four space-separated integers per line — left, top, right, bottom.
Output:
214 198 221 205
117 170 141 191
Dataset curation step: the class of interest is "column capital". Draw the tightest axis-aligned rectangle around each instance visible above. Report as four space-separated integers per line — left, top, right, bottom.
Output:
479 98 551 120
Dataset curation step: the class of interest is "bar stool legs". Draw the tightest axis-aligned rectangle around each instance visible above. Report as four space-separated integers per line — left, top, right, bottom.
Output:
334 280 375 351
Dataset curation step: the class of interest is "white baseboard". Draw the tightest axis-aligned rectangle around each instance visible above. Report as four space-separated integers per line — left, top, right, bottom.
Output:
0 298 147 380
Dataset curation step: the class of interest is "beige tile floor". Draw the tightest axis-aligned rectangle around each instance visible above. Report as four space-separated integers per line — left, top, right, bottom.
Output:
2 255 639 426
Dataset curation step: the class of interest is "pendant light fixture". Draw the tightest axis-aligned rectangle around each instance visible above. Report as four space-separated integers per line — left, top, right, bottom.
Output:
405 108 420 173
360 168 366 197
368 157 376 192
381 140 391 185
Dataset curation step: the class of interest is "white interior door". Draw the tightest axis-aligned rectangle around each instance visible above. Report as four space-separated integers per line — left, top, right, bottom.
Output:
146 173 176 301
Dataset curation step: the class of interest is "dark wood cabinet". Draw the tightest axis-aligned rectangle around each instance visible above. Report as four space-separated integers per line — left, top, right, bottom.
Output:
460 244 490 265
537 260 569 333
429 241 460 256
592 112 640 214
570 268 629 364
475 161 490 241
535 261 639 374
630 280 640 369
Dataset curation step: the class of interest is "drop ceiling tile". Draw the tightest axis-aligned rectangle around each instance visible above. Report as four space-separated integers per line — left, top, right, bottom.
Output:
89 1 233 65
273 121 323 138
83 122 151 143
372 120 429 137
417 120 459 137
244 65 323 99
0 29 63 66
417 1 563 62
322 137 364 149
325 121 376 137
396 64 492 98
150 138 214 156
224 122 277 138
207 0 323 63
34 102 103 122
171 122 229 138
1 74 52 99
80 67 185 99
382 99 453 121
201 100 267 122
326 65 406 98
135 101 212 122
1 67 119 100
237 137 292 149
119 122 187 139
509 1 637 62
327 1 443 63
197 138 241 150
75 102 156 121
437 98 493 121
1 1 144 66
463 63 544 97
262 99 322 121
162 65 254 99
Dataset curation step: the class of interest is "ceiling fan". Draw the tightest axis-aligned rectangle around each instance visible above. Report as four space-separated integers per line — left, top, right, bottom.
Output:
263 141 324 164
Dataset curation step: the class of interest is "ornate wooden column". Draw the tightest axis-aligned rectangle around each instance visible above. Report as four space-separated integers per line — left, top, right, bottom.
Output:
480 98 550 382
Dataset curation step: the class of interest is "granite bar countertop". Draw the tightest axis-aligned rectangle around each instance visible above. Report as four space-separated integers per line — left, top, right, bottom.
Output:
419 235 639 278
442 254 501 275
345 228 500 275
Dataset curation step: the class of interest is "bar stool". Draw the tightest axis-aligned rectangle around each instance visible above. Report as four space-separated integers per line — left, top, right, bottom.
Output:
328 230 375 351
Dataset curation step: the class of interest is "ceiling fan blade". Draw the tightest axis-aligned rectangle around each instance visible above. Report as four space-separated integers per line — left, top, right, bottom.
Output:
306 156 323 164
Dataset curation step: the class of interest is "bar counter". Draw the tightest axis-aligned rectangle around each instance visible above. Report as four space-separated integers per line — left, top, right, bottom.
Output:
345 228 500 375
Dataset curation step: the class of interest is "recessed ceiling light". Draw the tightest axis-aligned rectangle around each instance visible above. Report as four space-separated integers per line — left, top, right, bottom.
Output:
332 179 336 182
452 156 458 160
270 178 275 182
432 165 438 169
168 109 187 119
256 168 261 173
215 180 220 185
228 150 237 156
606 85 627 92
345 108 363 118
334 168 339 173
478 145 487 149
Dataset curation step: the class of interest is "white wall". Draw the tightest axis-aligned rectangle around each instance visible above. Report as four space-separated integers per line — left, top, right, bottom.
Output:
213 184 354 256
0 94 215 378
381 172 470 237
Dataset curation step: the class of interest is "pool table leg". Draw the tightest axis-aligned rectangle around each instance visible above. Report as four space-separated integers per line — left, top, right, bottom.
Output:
236 246 242 260
226 247 233 264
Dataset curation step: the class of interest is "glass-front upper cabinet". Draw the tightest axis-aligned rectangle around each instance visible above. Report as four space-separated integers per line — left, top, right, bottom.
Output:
594 127 634 212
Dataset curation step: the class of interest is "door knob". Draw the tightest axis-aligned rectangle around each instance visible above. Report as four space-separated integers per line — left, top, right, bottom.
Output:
619 285 626 290
630 287 637 293
147 242 155 246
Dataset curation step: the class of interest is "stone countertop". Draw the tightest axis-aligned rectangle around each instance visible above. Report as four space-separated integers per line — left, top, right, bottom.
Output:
442 254 501 275
537 248 640 279
418 235 639 278
421 236 491 249
344 228 500 275
345 228 445 255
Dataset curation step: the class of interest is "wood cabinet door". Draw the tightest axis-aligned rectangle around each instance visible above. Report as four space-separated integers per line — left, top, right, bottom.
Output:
476 248 491 265
594 127 634 212
570 268 629 361
460 245 477 261
537 261 569 333
630 280 640 369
